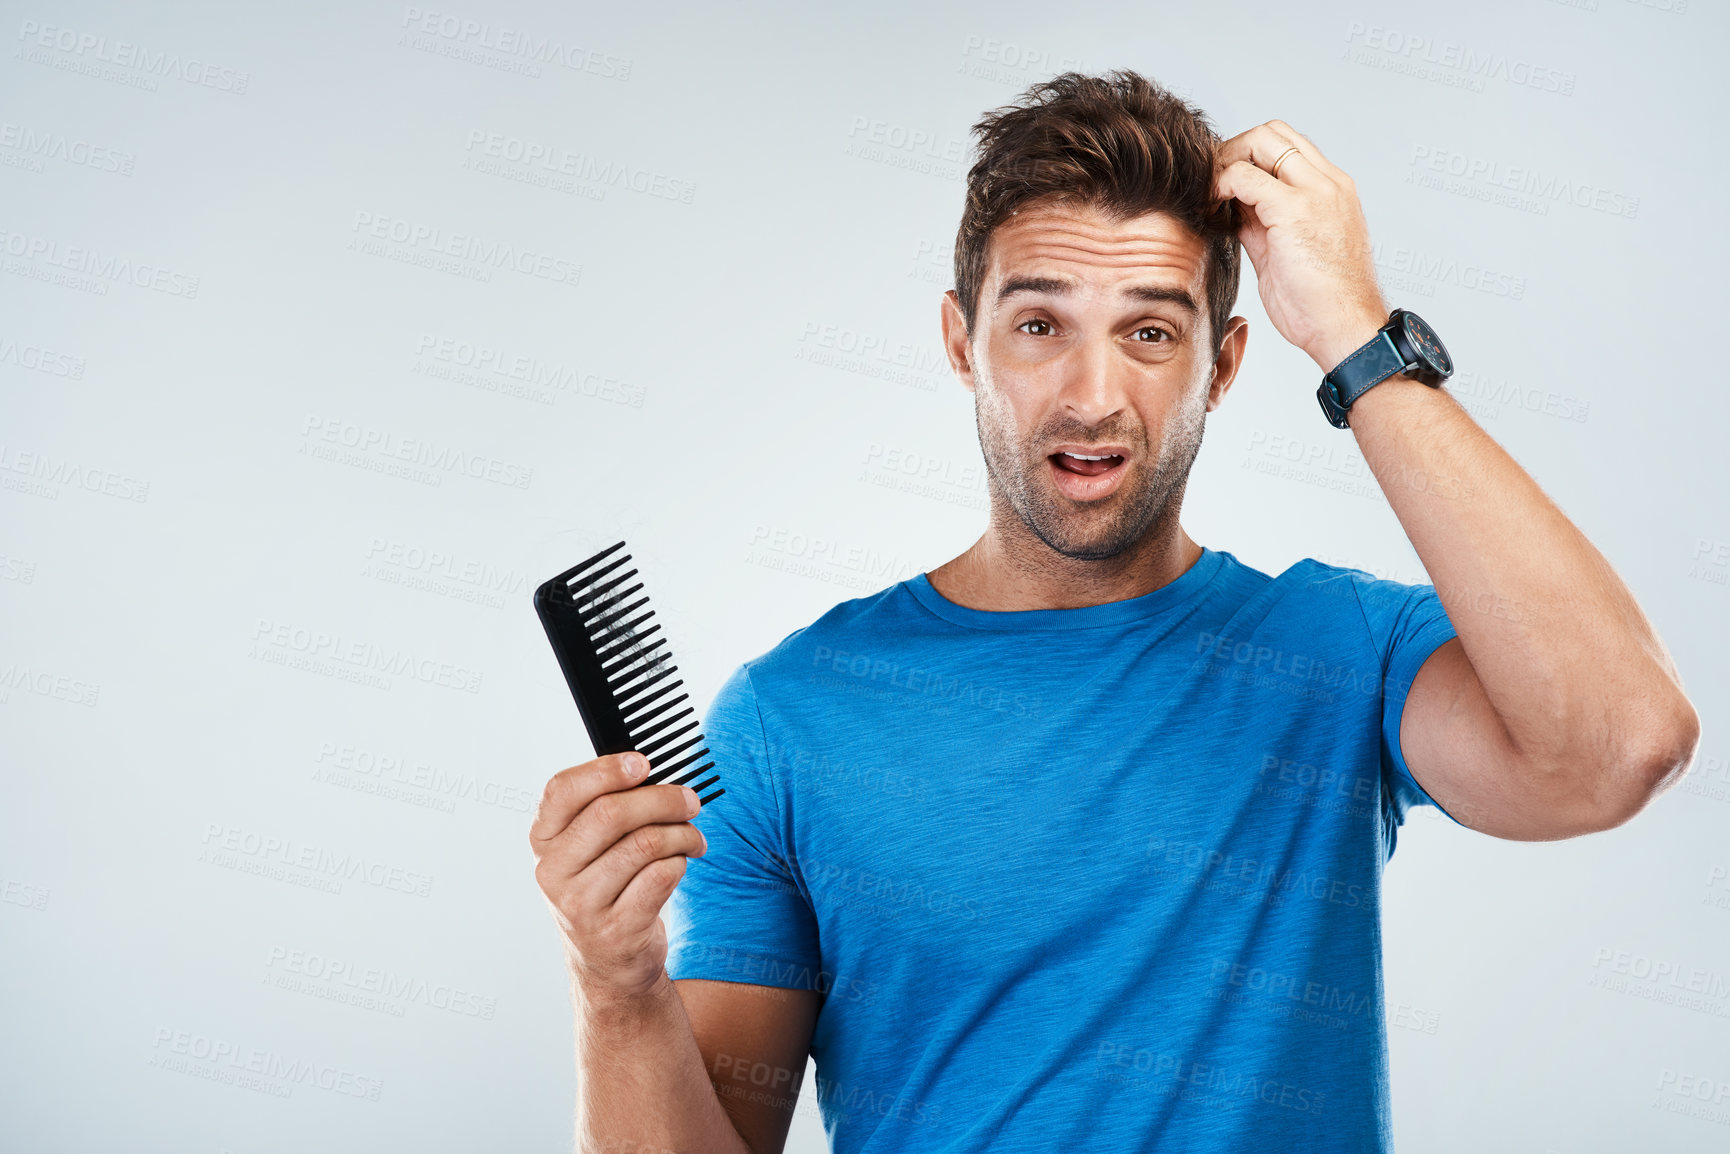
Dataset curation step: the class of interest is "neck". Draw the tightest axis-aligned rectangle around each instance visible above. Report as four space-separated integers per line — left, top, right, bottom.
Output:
925 508 1204 612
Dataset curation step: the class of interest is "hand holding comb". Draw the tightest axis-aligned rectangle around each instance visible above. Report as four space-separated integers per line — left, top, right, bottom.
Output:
533 541 725 806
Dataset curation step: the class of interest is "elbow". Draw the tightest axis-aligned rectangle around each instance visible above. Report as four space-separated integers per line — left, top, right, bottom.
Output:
1635 695 1705 800
1582 696 1704 833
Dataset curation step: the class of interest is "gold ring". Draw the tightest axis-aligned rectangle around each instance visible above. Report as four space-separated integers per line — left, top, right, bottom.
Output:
1270 145 1300 180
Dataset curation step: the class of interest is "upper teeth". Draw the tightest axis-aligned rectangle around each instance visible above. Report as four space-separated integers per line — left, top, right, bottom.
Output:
1063 452 1112 460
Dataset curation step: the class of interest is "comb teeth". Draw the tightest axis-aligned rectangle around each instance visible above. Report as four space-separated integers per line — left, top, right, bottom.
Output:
534 541 724 807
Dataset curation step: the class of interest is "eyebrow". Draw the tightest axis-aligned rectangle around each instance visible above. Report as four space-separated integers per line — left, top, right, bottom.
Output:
994 274 1199 316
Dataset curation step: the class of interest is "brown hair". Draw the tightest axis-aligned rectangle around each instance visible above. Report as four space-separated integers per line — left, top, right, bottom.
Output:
953 69 1241 356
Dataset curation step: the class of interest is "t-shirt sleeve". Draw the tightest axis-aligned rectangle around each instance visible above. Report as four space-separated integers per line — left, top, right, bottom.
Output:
662 662 824 990
1348 571 1463 827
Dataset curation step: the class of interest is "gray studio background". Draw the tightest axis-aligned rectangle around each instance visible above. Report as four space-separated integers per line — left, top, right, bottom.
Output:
3 1 1726 1151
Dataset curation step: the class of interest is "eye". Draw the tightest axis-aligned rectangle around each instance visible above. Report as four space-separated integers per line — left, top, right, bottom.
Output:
1132 326 1173 343
1017 318 1054 336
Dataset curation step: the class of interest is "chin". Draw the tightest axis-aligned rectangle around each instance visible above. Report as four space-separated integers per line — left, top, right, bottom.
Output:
1026 509 1148 561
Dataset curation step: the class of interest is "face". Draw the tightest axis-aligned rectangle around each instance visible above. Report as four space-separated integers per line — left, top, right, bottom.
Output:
941 201 1247 561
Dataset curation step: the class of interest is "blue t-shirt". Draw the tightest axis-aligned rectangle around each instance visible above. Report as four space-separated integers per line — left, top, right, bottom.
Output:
665 547 1461 1152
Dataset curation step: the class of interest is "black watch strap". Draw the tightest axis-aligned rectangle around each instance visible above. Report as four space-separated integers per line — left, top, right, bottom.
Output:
1315 326 1410 430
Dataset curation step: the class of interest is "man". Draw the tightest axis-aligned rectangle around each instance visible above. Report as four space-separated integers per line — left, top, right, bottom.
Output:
528 70 1699 1152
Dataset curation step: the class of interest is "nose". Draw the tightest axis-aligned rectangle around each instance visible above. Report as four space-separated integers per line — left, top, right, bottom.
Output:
1052 332 1131 427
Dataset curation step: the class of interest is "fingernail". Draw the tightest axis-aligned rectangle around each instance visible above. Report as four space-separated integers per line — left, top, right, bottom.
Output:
698 829 708 855
682 786 699 814
628 754 649 778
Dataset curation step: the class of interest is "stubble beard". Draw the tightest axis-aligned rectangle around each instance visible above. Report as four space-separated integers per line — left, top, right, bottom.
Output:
973 372 1207 562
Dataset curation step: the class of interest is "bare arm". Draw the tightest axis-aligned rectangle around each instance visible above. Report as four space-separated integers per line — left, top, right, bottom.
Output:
530 752 818 1153
1342 382 1696 839
677 979 820 1154
573 973 817 1154
571 973 752 1154
1215 121 1701 839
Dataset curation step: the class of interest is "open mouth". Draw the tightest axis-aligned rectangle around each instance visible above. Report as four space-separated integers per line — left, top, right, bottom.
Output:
1049 450 1126 477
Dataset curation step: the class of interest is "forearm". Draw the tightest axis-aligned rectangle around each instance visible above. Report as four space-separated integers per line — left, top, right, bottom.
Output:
1338 358 1696 781
575 969 752 1154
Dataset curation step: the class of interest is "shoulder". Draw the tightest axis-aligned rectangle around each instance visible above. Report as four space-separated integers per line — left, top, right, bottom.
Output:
1261 554 1435 609
1206 551 1447 654
1203 548 1377 614
1197 547 1425 599
1268 557 1455 671
723 579 925 696
702 581 923 769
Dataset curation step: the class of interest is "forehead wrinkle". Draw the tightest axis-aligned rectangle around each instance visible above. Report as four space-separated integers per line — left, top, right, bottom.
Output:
991 243 1203 308
995 226 1202 275
1011 221 1188 245
999 211 1195 245
1016 240 1197 272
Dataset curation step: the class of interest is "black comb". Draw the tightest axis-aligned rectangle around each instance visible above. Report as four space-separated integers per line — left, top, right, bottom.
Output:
533 541 724 806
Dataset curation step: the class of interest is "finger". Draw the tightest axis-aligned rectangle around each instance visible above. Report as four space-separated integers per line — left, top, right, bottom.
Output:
586 819 707 912
1215 159 1299 223
1215 122 1328 189
1263 119 1349 185
1213 123 1300 176
529 752 649 846
537 781 700 882
613 852 689 924
1213 121 1267 168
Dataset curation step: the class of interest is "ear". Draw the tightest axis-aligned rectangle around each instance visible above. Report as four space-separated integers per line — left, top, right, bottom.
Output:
1206 316 1250 412
941 290 978 394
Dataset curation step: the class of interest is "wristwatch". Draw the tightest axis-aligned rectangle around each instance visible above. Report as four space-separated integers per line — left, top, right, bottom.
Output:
1315 308 1453 429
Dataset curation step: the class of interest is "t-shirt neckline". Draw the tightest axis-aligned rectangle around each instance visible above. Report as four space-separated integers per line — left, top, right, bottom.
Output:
904 547 1227 631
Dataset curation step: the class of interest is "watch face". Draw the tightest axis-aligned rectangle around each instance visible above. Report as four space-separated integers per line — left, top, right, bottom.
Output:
1397 311 1453 378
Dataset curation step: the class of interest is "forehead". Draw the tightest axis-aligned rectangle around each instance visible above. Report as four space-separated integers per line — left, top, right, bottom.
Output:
983 201 1206 306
